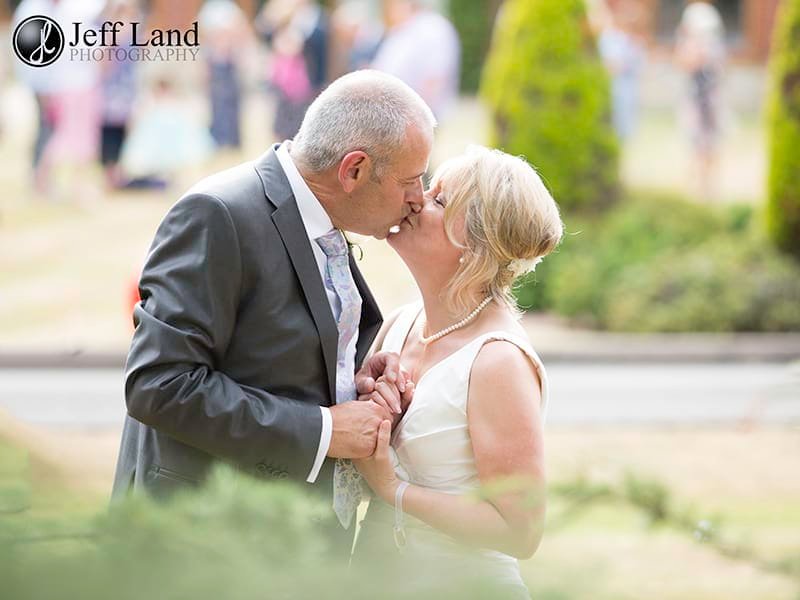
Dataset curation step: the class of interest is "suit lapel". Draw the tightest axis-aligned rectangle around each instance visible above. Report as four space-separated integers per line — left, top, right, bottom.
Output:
256 146 385 399
257 148 339 406
350 255 383 368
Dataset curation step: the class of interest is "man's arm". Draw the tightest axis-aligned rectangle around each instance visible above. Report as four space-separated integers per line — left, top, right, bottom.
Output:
125 193 384 480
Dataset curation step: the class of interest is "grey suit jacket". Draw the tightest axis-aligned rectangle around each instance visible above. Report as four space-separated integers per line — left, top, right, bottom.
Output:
112 146 382 502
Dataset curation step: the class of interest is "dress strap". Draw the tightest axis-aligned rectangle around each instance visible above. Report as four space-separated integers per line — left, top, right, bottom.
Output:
466 331 550 422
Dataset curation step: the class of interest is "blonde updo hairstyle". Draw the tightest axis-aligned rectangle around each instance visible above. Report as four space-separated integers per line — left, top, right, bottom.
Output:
434 145 563 317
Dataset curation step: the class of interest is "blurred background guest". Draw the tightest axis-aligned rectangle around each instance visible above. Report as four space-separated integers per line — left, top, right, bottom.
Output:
258 0 328 141
99 0 140 189
597 0 645 142
371 0 460 120
199 0 251 150
13 0 57 193
13 0 105 199
675 0 726 200
330 0 382 77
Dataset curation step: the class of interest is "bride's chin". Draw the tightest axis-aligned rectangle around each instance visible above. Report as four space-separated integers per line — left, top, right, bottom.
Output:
386 228 408 248
388 217 417 241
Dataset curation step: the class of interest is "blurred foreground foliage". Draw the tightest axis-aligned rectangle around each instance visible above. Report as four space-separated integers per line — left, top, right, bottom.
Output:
482 0 619 212
2 445 797 598
766 0 800 258
516 192 800 331
0 466 521 600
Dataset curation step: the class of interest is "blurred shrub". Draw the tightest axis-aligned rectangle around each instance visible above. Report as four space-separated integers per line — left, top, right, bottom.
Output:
622 472 670 524
606 232 800 332
481 0 619 211
448 0 497 93
523 193 727 323
0 466 521 600
515 193 800 332
766 0 800 258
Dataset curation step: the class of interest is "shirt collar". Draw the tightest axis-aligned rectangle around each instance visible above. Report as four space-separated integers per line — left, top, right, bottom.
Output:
276 141 334 240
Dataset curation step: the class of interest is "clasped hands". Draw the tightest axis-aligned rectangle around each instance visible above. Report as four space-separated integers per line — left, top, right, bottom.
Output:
327 351 413 502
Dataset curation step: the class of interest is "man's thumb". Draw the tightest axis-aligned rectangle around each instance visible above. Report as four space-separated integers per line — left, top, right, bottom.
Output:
378 419 391 449
356 376 375 395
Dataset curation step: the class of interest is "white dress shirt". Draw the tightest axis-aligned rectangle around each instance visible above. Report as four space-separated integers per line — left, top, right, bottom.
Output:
275 142 360 483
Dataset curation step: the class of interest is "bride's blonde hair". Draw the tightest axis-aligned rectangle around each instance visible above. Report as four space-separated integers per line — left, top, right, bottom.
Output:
433 145 563 317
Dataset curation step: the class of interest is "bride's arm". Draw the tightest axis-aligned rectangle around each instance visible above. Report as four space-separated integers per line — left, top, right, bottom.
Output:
355 341 545 559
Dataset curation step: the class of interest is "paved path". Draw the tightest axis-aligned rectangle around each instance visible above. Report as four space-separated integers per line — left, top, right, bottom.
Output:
0 363 797 429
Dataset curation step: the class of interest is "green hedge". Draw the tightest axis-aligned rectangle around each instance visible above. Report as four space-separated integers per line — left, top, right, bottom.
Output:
448 0 496 93
606 233 800 332
514 194 800 332
481 0 619 212
766 0 800 258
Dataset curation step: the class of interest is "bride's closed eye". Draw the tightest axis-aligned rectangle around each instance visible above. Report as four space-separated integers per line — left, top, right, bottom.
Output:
434 193 447 207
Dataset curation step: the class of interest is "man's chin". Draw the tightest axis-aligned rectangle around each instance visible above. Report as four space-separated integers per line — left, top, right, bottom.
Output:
375 225 400 241
354 222 402 240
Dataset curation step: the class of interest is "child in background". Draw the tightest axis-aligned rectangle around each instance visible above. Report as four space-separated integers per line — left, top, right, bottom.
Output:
119 77 215 189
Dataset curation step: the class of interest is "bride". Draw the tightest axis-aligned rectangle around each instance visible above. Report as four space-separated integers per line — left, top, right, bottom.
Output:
351 145 563 598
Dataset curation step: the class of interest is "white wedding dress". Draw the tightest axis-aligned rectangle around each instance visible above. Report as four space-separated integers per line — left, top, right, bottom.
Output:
353 302 549 598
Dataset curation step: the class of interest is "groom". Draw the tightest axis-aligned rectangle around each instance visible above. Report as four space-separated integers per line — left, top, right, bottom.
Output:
112 70 436 546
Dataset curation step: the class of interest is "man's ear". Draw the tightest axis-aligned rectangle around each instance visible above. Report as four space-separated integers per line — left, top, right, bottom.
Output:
338 151 370 193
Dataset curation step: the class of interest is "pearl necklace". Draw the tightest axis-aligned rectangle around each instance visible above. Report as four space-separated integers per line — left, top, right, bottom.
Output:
419 296 493 345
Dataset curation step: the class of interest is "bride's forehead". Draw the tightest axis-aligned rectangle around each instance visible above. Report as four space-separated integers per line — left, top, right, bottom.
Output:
432 155 474 188
430 167 452 189
431 172 462 199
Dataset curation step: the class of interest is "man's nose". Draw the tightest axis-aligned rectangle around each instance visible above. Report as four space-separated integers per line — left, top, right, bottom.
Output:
408 183 425 213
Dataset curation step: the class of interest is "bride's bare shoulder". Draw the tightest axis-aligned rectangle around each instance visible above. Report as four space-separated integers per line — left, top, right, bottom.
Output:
469 320 542 396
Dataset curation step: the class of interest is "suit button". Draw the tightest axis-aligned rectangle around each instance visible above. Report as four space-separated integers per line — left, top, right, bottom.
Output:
278 472 288 480
256 463 268 475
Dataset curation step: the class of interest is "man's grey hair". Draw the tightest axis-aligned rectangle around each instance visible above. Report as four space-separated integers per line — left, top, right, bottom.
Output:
292 70 437 177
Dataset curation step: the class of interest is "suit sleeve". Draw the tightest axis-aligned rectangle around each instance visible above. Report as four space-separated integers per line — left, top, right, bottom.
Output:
124 193 322 480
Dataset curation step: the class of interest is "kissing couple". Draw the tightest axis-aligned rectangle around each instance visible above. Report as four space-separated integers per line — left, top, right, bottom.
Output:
112 70 562 598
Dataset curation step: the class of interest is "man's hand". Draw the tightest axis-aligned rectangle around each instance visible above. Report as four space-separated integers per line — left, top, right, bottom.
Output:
327 400 393 459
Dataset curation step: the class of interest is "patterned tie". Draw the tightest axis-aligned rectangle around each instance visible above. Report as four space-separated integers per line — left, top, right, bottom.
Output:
315 230 364 529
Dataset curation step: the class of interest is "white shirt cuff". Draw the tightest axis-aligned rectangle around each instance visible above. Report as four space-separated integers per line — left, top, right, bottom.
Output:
306 406 332 483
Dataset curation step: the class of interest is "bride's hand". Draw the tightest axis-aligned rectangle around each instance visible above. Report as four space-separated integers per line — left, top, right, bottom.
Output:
355 351 404 397
368 374 402 415
356 352 414 414
352 420 399 504
359 375 415 426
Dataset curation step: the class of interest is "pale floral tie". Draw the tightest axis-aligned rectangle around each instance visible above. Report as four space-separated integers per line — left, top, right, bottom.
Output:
315 230 364 529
